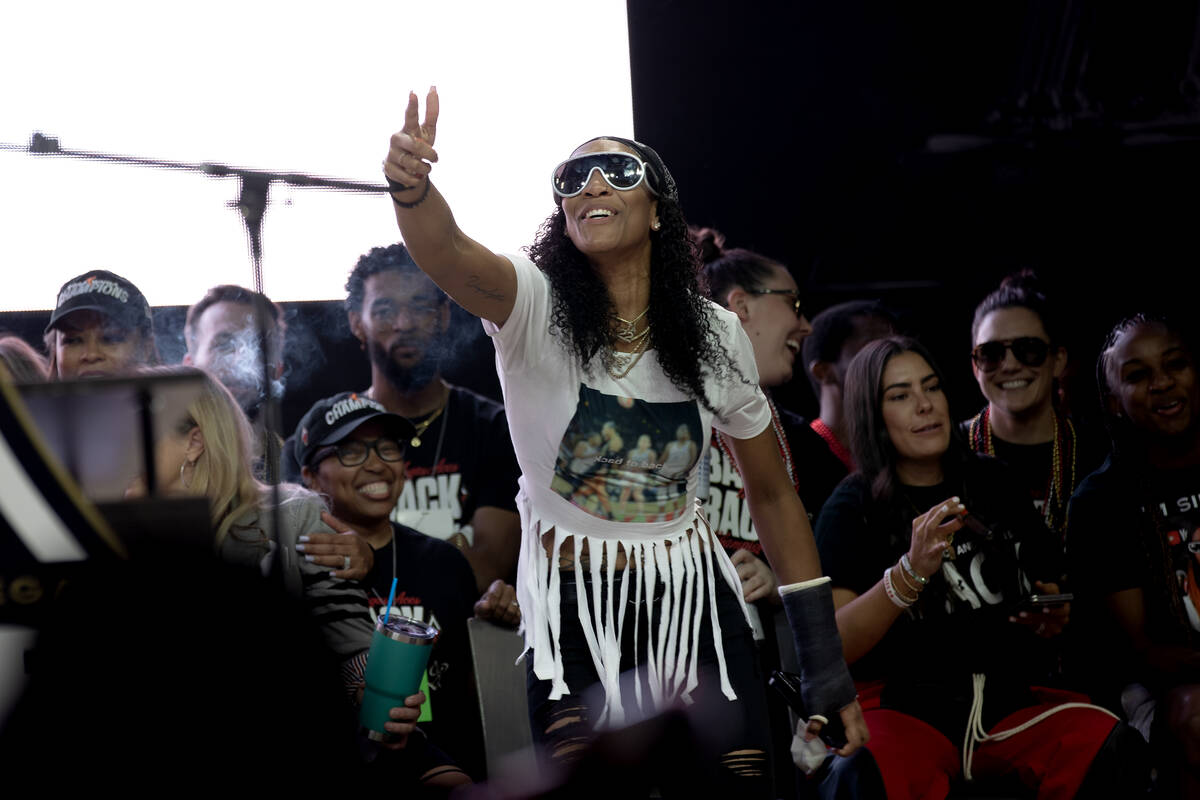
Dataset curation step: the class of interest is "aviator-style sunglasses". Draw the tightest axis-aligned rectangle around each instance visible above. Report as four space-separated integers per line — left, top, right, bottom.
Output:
971 337 1051 372
315 437 405 468
551 152 660 199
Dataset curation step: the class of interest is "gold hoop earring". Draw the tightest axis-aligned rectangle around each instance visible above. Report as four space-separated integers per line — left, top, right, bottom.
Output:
180 458 196 490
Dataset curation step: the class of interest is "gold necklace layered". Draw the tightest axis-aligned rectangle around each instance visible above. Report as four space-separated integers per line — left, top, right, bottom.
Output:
607 306 651 380
611 306 650 344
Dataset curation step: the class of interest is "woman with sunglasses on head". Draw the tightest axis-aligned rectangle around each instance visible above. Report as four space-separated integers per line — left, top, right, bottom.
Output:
1067 314 1200 799
382 89 866 794
966 272 1106 540
815 336 1142 800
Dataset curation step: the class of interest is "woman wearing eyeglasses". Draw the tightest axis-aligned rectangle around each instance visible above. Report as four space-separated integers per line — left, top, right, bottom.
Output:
966 272 1106 539
296 392 484 784
382 89 866 794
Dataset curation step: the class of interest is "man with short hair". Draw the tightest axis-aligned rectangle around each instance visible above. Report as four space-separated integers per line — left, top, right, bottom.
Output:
793 300 897 520
184 284 286 419
289 244 521 593
184 285 287 481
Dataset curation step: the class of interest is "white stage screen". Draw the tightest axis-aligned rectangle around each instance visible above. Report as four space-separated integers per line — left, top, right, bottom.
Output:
0 0 633 310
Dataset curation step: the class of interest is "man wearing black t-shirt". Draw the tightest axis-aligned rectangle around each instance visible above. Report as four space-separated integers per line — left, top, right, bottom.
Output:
287 243 522 593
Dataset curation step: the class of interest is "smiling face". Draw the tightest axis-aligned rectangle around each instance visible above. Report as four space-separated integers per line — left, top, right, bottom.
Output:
350 270 450 393
560 139 659 263
1105 322 1200 442
53 309 146 379
304 420 404 528
880 350 951 472
972 306 1065 421
740 265 813 387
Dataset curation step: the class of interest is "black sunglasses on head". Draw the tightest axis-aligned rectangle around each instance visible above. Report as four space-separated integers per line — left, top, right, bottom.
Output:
971 337 1051 372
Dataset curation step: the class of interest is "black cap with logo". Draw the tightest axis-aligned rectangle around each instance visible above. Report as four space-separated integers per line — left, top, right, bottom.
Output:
45 269 153 335
294 392 416 468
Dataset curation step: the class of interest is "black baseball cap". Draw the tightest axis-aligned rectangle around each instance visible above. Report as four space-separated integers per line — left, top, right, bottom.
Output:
294 392 416 468
45 269 153 334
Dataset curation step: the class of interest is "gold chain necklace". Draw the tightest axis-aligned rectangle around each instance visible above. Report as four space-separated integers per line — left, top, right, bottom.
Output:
607 334 650 380
408 388 449 448
611 305 650 344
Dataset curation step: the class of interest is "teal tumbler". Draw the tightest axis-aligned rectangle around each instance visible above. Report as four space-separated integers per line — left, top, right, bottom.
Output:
359 616 438 741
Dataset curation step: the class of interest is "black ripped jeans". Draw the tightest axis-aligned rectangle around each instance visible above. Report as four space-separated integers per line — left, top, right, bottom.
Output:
525 565 773 798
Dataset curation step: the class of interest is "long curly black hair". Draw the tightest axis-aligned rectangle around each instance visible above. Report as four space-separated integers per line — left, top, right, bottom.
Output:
526 139 743 412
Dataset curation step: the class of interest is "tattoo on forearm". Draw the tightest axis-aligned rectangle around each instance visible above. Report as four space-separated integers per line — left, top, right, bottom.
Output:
466 274 506 301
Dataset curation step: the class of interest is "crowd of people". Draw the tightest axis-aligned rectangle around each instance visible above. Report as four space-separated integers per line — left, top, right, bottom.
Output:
2 89 1198 799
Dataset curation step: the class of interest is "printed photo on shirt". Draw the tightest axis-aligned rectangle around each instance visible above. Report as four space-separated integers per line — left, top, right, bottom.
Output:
551 386 702 523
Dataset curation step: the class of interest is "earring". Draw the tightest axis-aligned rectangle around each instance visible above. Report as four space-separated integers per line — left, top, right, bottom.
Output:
651 220 661 231
180 458 196 490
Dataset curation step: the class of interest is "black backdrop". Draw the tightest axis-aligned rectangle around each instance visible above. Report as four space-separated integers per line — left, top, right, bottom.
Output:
4 0 1199 434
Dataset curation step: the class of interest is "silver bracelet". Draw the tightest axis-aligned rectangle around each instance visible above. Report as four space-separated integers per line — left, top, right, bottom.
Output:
900 553 929 585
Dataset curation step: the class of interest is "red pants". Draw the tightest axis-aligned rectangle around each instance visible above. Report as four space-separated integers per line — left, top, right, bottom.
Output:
857 682 1116 800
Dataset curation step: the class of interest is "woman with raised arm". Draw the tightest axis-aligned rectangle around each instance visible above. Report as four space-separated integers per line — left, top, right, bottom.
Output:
382 90 866 794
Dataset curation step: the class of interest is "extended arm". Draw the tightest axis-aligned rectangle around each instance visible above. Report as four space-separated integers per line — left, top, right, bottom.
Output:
727 428 868 754
726 427 819 583
384 89 517 325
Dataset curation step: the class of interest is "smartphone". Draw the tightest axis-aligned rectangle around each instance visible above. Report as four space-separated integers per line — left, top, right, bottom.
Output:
768 670 848 749
1012 592 1073 611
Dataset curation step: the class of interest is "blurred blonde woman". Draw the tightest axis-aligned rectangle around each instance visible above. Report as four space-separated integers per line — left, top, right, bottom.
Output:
134 368 384 695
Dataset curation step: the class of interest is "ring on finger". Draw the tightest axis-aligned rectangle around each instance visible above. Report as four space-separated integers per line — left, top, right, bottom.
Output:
343 555 351 571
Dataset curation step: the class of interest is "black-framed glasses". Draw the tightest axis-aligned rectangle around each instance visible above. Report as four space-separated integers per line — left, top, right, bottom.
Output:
970 337 1051 372
551 152 659 199
316 437 405 468
747 288 805 319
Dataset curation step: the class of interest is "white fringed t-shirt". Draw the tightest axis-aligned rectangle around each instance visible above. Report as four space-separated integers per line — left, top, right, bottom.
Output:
483 254 771 726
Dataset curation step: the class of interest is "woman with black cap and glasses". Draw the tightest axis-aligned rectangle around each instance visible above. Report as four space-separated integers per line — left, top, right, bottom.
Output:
381 89 866 795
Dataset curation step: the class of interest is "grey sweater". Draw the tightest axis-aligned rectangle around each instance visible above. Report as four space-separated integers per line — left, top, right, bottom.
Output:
218 483 373 660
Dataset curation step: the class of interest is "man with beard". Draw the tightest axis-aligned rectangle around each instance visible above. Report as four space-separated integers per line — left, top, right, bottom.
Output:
184 284 287 481
289 244 521 593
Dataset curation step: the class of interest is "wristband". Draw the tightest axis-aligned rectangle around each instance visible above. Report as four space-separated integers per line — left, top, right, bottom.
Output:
882 566 914 608
391 178 432 209
780 579 858 723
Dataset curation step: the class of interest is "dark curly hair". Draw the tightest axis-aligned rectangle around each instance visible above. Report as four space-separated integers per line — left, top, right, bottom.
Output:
345 242 448 313
526 140 743 412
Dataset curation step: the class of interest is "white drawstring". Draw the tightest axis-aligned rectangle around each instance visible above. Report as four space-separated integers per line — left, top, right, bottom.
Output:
962 673 1118 781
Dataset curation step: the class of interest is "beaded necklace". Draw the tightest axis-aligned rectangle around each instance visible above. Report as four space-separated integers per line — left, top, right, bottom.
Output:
716 395 798 498
810 418 854 472
966 406 1077 535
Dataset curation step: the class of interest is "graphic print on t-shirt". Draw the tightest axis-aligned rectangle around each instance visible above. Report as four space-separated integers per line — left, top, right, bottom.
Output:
390 458 467 542
551 386 702 523
1153 485 1200 633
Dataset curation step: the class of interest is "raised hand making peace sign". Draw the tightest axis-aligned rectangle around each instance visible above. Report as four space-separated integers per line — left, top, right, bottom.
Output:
384 87 440 196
